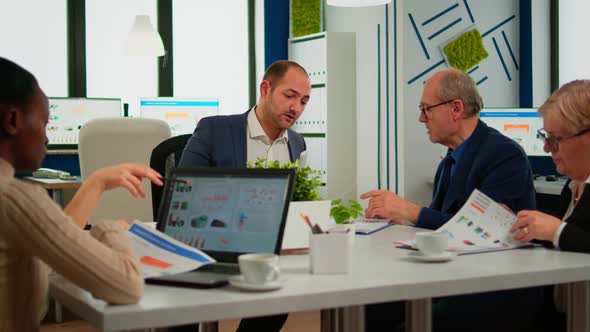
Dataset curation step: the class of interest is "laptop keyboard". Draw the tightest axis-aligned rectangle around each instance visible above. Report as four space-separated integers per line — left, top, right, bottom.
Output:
197 263 240 275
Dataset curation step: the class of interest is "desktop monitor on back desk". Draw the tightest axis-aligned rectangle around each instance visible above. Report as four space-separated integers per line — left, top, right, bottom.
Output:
139 97 220 136
47 97 122 150
480 108 556 175
480 108 550 157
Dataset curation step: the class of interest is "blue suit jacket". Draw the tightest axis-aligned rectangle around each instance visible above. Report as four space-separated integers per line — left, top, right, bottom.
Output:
178 110 306 168
416 120 536 229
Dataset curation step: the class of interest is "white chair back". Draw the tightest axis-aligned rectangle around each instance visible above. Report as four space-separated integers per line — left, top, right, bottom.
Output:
79 118 171 224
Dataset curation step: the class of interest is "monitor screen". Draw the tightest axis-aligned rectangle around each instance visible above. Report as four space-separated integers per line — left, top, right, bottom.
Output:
47 98 122 149
158 170 292 255
480 108 550 157
139 98 220 136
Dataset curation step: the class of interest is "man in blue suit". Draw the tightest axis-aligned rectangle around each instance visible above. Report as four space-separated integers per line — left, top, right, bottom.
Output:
179 60 309 169
362 69 541 332
361 69 535 228
177 60 310 332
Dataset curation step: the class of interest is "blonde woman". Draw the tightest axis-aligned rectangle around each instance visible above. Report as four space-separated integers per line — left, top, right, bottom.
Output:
510 80 590 332
512 80 590 253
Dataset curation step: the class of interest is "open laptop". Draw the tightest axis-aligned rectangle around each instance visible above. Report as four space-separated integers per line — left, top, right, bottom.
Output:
146 167 295 288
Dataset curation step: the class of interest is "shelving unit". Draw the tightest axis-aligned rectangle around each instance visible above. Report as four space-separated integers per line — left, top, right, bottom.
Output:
289 32 357 199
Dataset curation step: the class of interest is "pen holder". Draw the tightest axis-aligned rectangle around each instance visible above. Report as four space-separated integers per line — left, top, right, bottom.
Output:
326 224 356 243
309 231 352 274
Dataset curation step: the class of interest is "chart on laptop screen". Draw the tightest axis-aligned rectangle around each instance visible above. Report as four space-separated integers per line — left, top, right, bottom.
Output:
161 175 289 253
480 108 550 157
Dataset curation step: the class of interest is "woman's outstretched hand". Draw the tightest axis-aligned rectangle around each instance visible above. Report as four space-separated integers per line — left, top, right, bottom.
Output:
90 164 163 198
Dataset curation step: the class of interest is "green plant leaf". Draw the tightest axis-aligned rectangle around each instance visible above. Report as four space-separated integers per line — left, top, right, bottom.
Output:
334 210 351 224
331 198 364 223
349 200 363 211
247 157 322 201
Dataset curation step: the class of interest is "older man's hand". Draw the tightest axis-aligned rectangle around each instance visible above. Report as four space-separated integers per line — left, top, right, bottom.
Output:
360 190 421 225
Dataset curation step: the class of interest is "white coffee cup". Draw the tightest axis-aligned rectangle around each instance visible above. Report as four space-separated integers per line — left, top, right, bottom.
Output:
415 232 448 256
238 253 281 285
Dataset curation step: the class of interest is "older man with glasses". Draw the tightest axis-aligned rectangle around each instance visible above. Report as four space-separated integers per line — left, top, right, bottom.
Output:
362 68 536 230
362 68 542 332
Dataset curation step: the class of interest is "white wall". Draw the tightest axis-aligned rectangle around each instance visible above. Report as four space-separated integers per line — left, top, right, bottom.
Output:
325 6 388 199
326 0 551 206
559 0 590 86
0 0 68 97
532 0 551 106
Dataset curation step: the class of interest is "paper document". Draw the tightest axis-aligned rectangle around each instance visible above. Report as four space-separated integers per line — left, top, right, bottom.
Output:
127 222 215 278
353 218 392 235
395 190 531 254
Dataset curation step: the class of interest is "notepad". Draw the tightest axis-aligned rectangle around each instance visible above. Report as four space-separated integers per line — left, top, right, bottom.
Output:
353 219 392 235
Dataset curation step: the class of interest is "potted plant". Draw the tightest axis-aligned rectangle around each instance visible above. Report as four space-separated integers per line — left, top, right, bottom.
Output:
330 199 363 224
247 157 322 202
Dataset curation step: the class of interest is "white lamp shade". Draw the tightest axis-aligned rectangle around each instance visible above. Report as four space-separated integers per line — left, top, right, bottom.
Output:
125 15 165 56
327 0 391 6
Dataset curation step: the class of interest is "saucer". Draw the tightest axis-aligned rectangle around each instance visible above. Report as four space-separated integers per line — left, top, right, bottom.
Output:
407 251 454 262
228 275 285 291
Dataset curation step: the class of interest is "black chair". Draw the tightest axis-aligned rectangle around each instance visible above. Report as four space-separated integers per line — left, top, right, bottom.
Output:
149 134 192 219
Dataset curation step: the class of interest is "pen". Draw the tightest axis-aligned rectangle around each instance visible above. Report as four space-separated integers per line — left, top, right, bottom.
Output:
300 213 314 231
312 224 324 234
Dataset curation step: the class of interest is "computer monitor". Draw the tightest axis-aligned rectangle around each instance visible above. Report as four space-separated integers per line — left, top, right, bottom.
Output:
480 108 550 157
47 97 122 149
140 98 220 136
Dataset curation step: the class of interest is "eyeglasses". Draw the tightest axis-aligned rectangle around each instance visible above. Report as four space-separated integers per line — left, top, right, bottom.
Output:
537 127 590 151
418 99 455 119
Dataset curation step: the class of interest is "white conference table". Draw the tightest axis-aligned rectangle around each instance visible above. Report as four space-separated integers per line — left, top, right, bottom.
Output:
50 225 590 332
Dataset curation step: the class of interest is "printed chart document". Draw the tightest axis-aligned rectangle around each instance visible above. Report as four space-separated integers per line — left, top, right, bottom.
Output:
353 218 392 235
127 222 215 278
395 190 532 254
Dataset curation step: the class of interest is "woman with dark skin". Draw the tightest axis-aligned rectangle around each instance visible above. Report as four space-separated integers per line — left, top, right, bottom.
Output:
0 57 162 331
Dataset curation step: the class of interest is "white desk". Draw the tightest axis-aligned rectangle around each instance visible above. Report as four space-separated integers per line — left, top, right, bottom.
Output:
50 226 590 332
23 177 82 206
534 177 568 195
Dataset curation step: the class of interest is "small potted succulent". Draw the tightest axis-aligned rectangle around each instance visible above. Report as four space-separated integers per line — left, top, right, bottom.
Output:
330 199 364 224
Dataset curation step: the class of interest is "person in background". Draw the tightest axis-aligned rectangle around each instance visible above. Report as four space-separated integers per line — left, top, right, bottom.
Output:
361 68 542 332
0 57 163 331
176 60 311 332
512 79 590 252
510 80 590 332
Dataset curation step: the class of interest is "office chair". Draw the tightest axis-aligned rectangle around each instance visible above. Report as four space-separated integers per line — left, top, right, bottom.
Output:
79 118 171 224
149 133 192 219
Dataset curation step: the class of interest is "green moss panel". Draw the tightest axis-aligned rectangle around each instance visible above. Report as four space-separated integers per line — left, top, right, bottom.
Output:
291 0 322 37
443 29 489 72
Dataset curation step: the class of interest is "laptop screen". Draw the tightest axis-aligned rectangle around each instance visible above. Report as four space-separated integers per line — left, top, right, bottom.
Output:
156 168 294 261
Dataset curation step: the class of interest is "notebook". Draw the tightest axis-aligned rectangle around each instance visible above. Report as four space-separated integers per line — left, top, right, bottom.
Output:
354 218 392 235
147 167 295 288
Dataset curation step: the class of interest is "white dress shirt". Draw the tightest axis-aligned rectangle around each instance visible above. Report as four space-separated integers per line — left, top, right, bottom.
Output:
246 107 291 165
